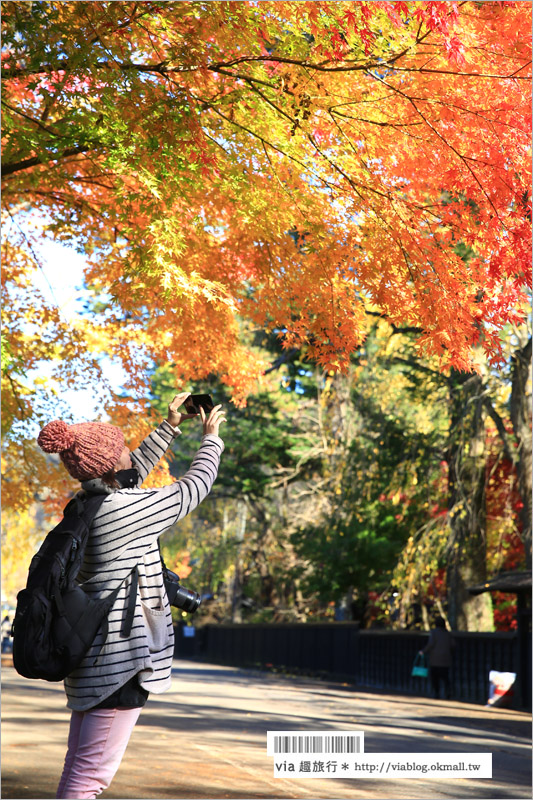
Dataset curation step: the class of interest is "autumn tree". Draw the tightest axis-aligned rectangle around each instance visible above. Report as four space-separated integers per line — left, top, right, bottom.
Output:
2 2 531 628
2 2 531 487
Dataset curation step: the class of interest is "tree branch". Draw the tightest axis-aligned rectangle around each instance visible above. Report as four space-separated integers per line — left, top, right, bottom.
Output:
364 310 423 335
8 51 527 83
390 356 450 383
264 348 301 375
2 146 95 177
1 100 68 138
374 65 531 80
482 395 515 464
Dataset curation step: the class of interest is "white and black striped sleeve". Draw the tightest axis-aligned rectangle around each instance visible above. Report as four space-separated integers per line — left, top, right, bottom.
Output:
130 420 180 483
89 433 224 556
175 435 224 520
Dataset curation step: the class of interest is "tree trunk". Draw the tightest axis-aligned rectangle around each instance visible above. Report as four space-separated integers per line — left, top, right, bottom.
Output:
231 500 248 623
446 371 493 631
510 336 532 568
231 560 243 623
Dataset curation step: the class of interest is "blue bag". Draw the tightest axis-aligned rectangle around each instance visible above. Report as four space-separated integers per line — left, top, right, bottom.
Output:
411 652 429 678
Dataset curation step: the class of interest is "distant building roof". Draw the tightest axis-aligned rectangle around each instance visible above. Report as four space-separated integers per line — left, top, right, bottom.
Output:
468 571 532 595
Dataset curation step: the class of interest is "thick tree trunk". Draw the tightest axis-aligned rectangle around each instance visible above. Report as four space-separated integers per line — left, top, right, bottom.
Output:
231 500 248 623
446 371 493 631
231 560 243 623
510 336 532 568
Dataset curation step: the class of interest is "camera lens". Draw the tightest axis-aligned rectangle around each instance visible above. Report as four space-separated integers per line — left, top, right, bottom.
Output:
172 584 201 613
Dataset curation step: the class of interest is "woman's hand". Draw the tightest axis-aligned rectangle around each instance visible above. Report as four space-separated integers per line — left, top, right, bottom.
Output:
199 404 226 437
166 391 197 428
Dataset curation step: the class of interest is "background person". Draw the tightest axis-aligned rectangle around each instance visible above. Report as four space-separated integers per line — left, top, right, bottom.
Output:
1 614 12 653
420 616 455 699
36 391 225 800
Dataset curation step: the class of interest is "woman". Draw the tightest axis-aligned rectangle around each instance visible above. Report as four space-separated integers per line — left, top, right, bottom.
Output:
420 616 455 699
37 391 225 799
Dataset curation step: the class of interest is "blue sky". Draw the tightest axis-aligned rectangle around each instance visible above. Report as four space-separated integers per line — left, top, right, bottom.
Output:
27 236 128 422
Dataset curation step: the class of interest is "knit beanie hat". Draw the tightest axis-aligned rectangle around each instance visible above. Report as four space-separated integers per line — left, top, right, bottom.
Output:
37 420 125 481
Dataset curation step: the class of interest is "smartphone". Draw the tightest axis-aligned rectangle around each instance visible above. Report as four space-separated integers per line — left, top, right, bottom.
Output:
184 394 215 415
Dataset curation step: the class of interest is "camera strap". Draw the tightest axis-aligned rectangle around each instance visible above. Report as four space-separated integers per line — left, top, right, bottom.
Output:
158 542 173 581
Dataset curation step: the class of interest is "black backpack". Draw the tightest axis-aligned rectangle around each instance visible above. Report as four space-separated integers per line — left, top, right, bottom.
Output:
12 492 134 682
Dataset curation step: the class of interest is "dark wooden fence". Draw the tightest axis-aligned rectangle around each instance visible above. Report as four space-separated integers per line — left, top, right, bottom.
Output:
175 622 531 709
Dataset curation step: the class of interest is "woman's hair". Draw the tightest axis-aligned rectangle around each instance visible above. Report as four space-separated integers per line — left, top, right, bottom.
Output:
100 470 120 489
434 616 446 629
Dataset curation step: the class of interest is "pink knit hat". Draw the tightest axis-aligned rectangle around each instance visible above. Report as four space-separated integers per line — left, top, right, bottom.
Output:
37 420 125 481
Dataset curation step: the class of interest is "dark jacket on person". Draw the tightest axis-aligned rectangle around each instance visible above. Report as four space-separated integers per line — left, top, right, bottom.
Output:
422 627 455 667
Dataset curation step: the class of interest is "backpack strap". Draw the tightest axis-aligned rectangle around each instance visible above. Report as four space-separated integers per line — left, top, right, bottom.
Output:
120 566 139 638
92 574 136 665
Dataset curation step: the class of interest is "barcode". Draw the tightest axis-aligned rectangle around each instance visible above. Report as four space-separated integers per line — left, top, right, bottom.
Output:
272 734 362 754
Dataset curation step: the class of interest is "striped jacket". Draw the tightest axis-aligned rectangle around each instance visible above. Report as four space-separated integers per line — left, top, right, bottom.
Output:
64 420 223 711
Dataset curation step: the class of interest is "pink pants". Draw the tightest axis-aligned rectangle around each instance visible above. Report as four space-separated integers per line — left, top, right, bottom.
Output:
56 707 142 799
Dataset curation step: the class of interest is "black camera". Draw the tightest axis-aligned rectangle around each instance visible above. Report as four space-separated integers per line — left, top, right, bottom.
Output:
184 394 214 415
163 566 201 614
